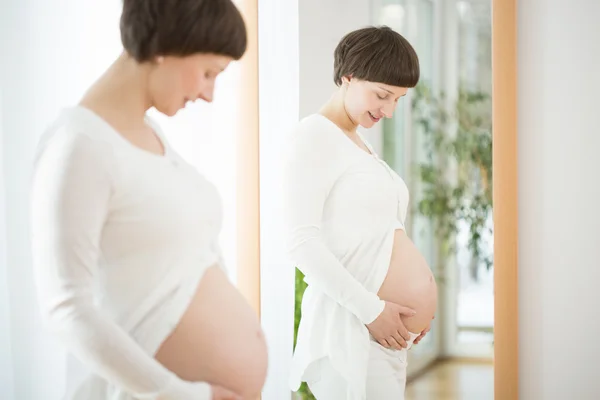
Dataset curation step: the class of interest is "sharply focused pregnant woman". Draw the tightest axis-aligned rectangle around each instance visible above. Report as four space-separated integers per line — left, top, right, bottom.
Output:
284 26 438 400
30 1 267 399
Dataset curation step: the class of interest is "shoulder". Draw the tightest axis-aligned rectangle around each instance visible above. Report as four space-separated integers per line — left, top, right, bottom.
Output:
34 107 117 171
287 114 349 159
284 115 355 184
292 114 341 142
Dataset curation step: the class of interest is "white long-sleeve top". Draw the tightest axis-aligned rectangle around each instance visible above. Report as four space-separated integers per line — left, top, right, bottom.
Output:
30 106 223 400
283 114 410 398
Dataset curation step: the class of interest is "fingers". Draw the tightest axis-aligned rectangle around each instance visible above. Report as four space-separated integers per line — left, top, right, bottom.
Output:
396 323 410 342
414 327 431 345
211 385 243 400
378 338 392 349
392 331 408 349
396 305 417 317
386 336 403 350
414 333 425 345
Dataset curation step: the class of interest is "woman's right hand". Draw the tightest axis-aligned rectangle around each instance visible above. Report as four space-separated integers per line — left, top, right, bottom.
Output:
366 301 416 350
211 385 243 400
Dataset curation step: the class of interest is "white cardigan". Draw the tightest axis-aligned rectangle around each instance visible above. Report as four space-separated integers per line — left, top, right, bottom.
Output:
30 107 223 399
283 114 410 398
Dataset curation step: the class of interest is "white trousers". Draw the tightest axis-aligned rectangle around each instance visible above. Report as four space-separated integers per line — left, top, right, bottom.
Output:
306 333 419 400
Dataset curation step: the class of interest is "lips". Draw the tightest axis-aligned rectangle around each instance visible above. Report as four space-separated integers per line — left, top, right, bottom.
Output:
183 97 194 108
368 111 382 122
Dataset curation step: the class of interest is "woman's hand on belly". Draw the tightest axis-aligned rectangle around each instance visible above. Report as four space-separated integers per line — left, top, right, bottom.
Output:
366 301 416 350
211 384 244 400
412 316 433 346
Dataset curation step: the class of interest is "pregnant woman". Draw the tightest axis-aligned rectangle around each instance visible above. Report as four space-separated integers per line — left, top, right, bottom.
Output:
283 26 437 399
30 1 267 399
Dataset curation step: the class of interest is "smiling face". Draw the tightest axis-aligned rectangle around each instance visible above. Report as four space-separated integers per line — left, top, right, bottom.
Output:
120 0 246 116
341 77 409 128
332 26 420 128
147 53 233 116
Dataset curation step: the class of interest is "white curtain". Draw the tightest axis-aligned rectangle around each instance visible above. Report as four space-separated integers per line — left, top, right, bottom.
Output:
0 1 240 398
257 0 298 398
1 2 124 398
1 80 16 400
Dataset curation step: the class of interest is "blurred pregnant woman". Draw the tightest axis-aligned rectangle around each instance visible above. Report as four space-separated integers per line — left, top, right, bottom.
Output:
283 26 437 400
30 1 267 399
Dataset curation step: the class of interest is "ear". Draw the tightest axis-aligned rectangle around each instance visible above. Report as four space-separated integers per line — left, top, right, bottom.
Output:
341 74 353 85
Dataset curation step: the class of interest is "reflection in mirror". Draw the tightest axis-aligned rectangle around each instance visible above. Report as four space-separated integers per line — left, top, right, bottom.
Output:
291 1 493 399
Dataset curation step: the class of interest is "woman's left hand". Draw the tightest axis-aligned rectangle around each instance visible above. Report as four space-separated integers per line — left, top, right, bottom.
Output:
412 325 430 345
413 315 434 345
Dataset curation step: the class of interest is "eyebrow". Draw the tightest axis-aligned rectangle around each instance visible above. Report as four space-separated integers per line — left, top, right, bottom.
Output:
210 62 226 73
378 86 407 97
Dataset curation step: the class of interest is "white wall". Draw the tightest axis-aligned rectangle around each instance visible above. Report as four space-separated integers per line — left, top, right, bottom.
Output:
0 77 15 400
257 1 298 399
298 0 383 153
1 2 123 398
518 0 600 398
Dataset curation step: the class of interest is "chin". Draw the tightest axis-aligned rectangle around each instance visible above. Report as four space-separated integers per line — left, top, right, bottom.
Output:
359 119 377 129
157 105 180 117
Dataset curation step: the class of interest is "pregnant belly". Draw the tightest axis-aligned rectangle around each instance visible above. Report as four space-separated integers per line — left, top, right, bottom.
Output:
378 229 438 333
155 265 268 399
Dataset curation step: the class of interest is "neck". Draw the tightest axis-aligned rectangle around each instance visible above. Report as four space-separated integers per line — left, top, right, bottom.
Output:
80 51 153 125
320 86 358 133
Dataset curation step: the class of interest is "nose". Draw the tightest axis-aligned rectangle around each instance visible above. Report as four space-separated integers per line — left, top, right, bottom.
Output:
198 92 213 103
381 102 395 118
197 80 215 103
198 88 214 103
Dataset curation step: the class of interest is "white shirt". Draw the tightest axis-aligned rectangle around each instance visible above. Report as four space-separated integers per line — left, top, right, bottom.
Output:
283 114 410 398
30 106 223 400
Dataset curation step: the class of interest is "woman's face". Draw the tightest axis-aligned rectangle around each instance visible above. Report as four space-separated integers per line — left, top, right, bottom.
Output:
342 77 409 129
148 53 233 116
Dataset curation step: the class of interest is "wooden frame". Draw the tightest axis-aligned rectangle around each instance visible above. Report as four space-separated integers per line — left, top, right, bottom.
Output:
492 0 519 398
237 0 261 317
237 0 519 398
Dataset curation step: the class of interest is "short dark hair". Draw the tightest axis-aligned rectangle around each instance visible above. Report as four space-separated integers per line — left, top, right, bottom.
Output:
120 0 247 62
333 26 420 88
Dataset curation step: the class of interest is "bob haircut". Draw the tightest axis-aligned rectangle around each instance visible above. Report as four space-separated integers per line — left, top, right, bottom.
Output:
120 0 247 62
333 26 420 88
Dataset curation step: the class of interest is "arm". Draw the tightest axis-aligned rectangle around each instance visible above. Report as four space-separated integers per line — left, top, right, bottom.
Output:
30 132 210 400
282 125 384 325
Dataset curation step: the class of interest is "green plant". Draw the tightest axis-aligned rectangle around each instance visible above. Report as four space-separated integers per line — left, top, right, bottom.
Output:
412 83 493 274
293 268 315 400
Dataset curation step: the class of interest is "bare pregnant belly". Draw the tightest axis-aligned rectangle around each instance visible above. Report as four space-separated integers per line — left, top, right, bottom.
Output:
378 229 438 333
155 265 268 399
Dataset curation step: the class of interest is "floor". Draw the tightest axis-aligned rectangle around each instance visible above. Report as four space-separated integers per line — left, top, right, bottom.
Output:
405 360 494 400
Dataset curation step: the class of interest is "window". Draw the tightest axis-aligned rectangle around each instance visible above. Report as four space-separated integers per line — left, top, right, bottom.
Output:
454 0 494 347
373 0 441 373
